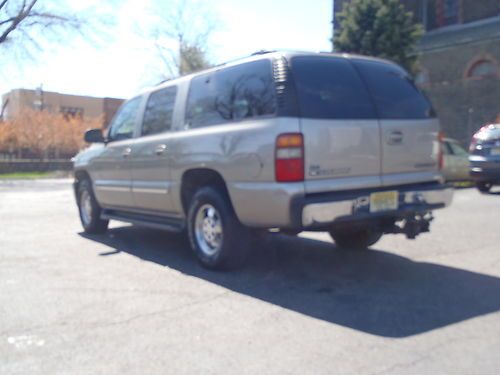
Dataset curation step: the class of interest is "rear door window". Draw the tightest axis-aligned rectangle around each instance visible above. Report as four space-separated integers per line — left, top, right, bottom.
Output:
142 86 177 136
291 56 376 119
186 59 277 128
353 60 435 119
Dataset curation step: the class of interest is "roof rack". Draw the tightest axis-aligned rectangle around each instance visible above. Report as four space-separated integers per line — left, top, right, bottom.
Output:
154 50 280 85
155 77 174 86
251 50 276 56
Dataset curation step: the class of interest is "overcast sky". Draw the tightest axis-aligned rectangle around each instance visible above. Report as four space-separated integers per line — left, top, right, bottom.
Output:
1 0 333 100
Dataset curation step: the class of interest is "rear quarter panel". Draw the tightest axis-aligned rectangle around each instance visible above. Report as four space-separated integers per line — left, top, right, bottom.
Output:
169 117 305 226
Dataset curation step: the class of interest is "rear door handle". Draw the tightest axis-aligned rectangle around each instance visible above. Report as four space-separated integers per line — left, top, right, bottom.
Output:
387 131 404 145
155 144 167 155
122 147 132 157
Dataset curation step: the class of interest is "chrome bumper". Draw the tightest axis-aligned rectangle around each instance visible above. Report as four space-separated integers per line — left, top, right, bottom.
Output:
302 186 454 227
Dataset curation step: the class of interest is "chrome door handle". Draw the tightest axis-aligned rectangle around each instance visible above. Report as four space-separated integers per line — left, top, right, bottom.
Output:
387 131 403 145
122 147 132 157
155 144 167 155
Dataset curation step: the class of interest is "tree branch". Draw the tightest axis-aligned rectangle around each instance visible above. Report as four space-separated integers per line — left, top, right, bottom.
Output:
0 0 38 44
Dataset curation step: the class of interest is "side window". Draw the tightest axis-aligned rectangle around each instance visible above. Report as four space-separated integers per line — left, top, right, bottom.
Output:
449 141 468 157
291 56 376 119
354 60 435 119
142 86 177 136
185 60 277 128
108 97 142 141
443 141 453 155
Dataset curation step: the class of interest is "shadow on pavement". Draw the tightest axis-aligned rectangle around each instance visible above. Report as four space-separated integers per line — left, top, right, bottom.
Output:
80 226 500 338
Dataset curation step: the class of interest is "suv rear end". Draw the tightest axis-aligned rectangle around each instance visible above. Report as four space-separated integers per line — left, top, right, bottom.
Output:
271 53 453 246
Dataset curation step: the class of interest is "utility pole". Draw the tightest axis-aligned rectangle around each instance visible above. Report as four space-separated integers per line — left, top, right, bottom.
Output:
35 84 44 111
331 0 336 51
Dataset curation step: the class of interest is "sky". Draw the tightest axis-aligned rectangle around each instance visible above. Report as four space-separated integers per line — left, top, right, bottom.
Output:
1 0 333 100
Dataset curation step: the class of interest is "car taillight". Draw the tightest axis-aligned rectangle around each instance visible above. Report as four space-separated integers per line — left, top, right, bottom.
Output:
438 131 444 170
275 133 304 182
469 137 477 153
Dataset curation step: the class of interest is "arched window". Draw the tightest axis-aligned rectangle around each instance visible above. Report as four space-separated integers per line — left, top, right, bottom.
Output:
467 60 498 79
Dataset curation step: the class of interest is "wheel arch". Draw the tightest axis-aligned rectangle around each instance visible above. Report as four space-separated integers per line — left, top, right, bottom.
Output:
74 169 91 185
180 168 234 216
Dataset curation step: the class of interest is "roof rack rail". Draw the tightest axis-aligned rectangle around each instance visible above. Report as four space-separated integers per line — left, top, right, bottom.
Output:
155 77 175 86
251 50 276 56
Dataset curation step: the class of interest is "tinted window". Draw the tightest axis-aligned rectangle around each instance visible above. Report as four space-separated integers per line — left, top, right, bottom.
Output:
186 60 276 128
354 60 434 119
449 141 468 156
108 97 141 141
291 56 376 119
142 86 177 136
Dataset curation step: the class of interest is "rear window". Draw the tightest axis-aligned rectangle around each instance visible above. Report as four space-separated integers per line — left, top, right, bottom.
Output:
353 60 435 119
186 60 277 128
291 56 376 119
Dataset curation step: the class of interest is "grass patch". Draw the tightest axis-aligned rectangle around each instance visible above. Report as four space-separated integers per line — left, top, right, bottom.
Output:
0 171 54 179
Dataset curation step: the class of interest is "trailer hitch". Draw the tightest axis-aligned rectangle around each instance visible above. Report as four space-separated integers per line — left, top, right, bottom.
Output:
386 212 434 239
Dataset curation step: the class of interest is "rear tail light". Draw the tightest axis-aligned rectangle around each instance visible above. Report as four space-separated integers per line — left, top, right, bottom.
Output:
438 131 444 170
275 133 304 182
469 137 477 153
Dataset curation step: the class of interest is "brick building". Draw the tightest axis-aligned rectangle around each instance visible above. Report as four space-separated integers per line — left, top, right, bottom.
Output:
1 88 124 127
333 0 500 145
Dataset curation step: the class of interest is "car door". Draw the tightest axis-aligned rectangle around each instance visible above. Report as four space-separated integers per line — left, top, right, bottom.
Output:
91 96 142 209
129 85 177 214
353 60 441 187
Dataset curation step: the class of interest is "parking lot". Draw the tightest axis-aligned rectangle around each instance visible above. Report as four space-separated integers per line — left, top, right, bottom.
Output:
1 179 500 374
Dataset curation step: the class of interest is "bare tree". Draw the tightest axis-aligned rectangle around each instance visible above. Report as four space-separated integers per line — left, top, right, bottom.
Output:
0 0 83 49
148 0 216 78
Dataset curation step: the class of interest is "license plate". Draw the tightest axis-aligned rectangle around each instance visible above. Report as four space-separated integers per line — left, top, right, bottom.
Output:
370 191 399 213
491 147 500 156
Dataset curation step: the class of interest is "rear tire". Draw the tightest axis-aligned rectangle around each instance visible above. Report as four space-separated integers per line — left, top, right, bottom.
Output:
329 227 382 250
77 179 109 234
187 187 250 270
476 181 492 193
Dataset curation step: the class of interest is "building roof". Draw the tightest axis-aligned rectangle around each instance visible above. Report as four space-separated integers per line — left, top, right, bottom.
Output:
419 16 500 52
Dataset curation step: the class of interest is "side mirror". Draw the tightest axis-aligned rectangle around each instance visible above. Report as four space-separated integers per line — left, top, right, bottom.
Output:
84 128 105 143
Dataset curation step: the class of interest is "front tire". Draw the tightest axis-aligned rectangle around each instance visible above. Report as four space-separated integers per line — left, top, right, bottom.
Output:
77 179 109 234
329 227 382 250
476 181 492 193
187 187 250 270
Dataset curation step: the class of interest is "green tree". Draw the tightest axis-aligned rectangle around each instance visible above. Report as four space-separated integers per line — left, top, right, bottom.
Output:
334 0 423 73
179 42 211 76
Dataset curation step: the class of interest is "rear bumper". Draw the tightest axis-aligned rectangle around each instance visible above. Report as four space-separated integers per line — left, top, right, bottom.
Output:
295 182 453 228
470 168 500 183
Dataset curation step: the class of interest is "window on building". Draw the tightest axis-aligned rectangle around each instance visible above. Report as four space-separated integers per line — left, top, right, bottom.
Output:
185 59 277 128
60 106 83 120
467 60 498 79
142 86 177 136
443 0 459 24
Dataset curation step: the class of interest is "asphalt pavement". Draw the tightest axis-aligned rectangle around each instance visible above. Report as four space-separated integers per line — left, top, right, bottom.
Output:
1 179 500 374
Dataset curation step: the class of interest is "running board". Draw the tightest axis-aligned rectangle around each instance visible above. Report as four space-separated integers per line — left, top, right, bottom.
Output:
101 209 185 232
